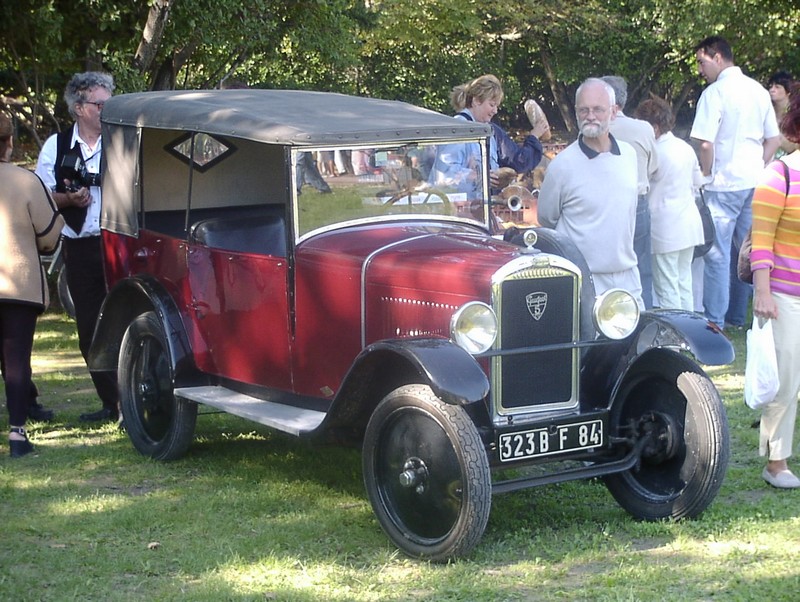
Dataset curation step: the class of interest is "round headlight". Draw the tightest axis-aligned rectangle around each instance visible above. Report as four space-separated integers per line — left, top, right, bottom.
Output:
593 288 640 340
450 302 498 355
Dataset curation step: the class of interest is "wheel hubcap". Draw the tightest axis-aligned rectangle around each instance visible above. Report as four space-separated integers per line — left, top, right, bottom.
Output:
398 457 429 494
639 411 679 464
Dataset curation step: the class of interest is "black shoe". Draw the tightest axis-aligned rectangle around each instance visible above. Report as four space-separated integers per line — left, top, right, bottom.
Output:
79 407 119 422
28 402 55 422
10 427 35 458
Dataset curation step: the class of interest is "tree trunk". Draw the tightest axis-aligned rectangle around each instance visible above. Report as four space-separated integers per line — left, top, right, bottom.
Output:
540 45 576 136
134 0 177 74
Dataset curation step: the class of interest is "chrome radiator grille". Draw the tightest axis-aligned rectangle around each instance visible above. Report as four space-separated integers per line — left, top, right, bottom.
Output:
491 263 579 418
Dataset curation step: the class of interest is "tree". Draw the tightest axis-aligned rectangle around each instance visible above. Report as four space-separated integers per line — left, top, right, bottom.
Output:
1 0 798 149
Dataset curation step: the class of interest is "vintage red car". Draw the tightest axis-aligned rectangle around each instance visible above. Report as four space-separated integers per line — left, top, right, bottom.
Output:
89 89 734 561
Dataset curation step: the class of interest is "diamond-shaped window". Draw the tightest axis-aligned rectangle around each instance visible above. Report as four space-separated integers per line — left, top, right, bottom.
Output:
166 133 236 172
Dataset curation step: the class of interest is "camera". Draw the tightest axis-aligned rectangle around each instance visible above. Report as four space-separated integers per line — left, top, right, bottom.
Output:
59 151 101 192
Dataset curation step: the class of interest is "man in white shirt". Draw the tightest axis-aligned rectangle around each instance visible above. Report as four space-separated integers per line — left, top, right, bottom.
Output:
35 72 120 423
538 78 643 308
690 36 780 329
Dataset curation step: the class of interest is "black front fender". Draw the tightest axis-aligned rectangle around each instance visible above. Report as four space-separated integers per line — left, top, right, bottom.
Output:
633 309 734 366
322 338 490 435
581 309 733 410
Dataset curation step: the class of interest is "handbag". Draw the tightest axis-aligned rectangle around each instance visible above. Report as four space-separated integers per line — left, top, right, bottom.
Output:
744 317 780 409
737 160 791 283
737 231 753 284
693 189 715 259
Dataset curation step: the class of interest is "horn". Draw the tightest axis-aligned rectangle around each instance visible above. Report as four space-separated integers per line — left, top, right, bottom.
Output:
506 195 523 212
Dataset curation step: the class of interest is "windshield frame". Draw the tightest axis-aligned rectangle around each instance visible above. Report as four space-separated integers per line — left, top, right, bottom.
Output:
292 138 491 244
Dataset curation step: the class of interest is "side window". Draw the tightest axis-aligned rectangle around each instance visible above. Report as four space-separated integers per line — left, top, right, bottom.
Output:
139 128 193 237
167 132 236 172
139 131 288 243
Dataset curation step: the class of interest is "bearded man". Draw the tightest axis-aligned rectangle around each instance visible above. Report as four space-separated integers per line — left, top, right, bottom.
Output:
538 77 643 308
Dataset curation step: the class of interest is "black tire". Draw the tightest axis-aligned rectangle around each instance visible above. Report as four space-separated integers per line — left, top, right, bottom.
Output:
603 351 729 520
57 267 75 318
119 311 197 460
362 384 491 561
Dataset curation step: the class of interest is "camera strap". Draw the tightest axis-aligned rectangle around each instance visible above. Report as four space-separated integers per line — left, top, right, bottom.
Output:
55 126 90 233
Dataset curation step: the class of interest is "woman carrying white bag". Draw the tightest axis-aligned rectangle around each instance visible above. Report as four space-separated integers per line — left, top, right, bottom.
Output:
751 82 800 489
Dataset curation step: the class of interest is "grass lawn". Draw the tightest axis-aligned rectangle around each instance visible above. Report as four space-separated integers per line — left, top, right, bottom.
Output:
1 310 799 601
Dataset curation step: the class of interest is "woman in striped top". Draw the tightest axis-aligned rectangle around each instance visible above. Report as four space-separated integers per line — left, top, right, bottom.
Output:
751 82 800 488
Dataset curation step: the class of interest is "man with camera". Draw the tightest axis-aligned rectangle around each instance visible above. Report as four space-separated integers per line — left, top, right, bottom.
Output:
35 71 120 423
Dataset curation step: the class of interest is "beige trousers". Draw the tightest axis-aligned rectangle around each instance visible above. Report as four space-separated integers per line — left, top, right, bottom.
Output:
760 291 800 461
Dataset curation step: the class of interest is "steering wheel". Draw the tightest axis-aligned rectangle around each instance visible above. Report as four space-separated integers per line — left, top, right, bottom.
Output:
384 188 453 215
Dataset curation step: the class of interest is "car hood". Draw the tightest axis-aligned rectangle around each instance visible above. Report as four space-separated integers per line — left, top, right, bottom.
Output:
302 221 527 298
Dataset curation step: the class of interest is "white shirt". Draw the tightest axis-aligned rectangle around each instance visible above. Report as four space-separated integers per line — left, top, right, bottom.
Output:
648 132 706 254
690 66 780 191
35 126 103 238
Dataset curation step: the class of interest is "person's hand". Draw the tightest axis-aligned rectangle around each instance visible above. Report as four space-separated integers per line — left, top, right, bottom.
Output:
753 269 778 320
753 290 778 320
531 121 550 140
63 182 92 208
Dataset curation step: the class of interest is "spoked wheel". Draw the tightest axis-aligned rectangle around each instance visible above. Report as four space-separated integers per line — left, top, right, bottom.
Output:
603 350 729 520
119 311 197 460
363 385 491 561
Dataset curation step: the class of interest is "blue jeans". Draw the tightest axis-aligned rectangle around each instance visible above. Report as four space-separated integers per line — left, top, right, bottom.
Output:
702 189 753 328
634 195 653 309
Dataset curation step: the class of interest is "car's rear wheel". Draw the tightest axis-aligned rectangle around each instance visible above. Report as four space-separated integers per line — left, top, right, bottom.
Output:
603 350 729 520
362 384 491 561
119 311 197 460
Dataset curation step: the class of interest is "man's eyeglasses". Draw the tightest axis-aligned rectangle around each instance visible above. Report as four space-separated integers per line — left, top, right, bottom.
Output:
576 106 609 118
83 100 106 109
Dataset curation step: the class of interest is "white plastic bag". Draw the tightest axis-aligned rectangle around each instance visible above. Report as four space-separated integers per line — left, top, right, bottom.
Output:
744 317 780 409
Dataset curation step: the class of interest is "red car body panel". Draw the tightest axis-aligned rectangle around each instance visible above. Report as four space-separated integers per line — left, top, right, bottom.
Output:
291 221 521 398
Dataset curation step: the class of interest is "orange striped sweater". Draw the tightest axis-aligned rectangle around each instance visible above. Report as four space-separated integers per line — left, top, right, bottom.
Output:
751 154 800 296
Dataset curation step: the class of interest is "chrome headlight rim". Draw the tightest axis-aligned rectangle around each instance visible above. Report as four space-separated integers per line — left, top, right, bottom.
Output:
592 288 640 340
450 301 498 355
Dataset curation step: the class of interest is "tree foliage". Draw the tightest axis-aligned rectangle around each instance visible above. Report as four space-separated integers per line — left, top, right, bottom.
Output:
1 0 797 148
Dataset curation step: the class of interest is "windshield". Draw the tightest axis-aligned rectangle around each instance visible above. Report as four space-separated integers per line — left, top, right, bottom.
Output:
293 141 491 238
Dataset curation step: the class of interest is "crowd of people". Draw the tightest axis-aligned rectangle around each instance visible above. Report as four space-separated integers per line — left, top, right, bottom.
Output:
2 39 799 489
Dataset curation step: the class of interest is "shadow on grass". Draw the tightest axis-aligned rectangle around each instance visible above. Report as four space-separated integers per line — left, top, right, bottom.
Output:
4 311 799 600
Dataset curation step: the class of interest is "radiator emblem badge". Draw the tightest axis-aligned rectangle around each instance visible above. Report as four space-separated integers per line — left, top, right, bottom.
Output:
526 292 547 320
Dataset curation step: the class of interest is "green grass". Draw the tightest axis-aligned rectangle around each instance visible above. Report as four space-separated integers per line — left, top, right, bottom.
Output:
1 311 799 601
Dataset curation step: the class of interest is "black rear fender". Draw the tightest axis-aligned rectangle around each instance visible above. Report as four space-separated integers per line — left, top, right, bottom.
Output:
88 276 204 387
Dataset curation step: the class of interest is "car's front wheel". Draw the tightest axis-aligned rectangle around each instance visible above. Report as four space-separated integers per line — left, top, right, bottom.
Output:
603 350 729 520
119 311 197 460
362 384 491 561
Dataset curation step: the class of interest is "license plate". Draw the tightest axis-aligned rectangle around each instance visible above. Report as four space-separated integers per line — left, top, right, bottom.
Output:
498 419 604 462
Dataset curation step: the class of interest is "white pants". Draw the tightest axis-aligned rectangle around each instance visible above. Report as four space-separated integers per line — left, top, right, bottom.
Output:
760 291 800 461
653 247 695 310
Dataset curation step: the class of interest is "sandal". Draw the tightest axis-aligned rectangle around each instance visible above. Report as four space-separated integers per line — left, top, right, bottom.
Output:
9 426 34 458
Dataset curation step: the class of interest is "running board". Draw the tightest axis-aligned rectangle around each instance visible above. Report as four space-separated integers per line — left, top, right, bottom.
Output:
174 386 326 436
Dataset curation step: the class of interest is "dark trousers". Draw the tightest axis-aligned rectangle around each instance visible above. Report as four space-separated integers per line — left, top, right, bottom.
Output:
0 302 39 425
62 236 118 409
